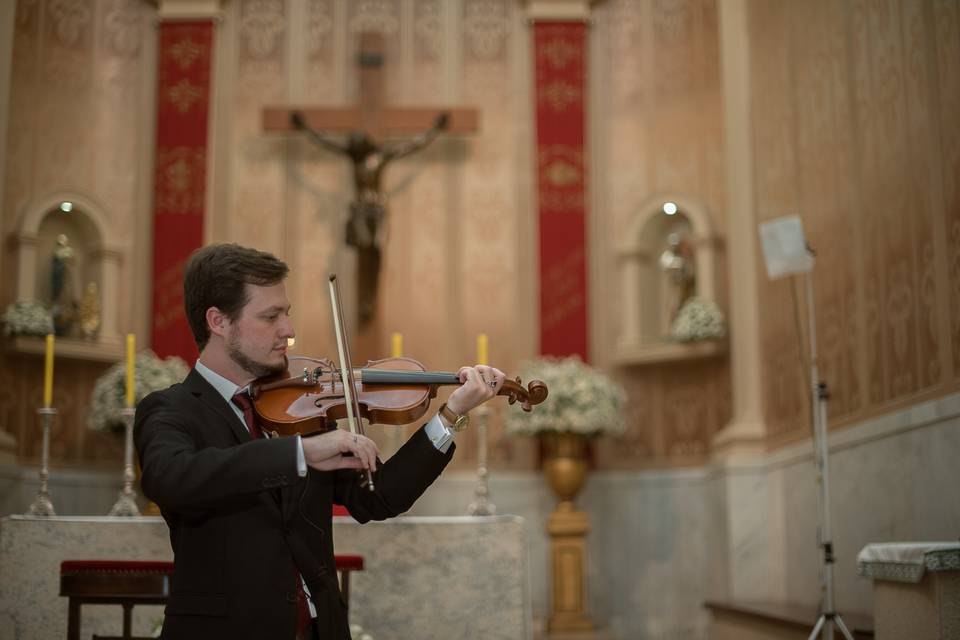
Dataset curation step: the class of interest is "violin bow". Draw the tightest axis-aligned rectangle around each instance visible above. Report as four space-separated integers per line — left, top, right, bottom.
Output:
327 274 375 491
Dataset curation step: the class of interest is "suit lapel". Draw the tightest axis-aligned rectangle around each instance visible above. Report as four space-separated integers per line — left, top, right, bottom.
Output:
185 368 291 517
184 369 250 445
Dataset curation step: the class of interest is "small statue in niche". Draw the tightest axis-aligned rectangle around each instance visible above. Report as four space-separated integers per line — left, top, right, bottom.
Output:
78 281 101 340
659 232 696 326
50 233 79 336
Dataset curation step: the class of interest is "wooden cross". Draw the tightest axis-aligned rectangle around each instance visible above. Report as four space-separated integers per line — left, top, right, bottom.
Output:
263 32 479 140
263 32 479 357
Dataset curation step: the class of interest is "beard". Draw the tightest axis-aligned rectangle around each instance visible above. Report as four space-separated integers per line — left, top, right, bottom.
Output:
226 331 287 379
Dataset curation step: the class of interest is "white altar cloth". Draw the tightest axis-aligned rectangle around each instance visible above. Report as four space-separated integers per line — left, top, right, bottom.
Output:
857 541 960 640
857 542 960 583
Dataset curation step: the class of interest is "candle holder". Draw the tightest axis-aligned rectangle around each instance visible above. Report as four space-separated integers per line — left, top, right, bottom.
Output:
108 407 141 517
467 405 496 516
27 407 58 516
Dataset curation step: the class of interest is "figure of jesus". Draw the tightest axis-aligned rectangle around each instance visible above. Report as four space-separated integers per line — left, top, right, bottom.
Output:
291 111 450 325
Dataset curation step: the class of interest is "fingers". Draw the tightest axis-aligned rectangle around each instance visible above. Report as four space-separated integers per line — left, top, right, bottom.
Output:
448 365 507 414
303 430 379 473
477 365 505 393
340 430 378 472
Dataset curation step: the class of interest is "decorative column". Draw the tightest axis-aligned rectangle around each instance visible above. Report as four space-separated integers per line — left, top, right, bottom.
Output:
150 1 221 361
529 3 596 631
13 234 39 301
708 0 784 607
92 246 124 345
0 0 13 276
712 0 766 455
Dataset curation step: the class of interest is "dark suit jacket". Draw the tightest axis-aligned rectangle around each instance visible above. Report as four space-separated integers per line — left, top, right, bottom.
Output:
134 369 455 639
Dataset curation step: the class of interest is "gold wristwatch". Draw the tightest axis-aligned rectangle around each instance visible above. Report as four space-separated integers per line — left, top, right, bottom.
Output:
439 403 470 432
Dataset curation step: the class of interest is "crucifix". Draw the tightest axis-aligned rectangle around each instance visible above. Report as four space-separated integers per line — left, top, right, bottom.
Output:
264 32 479 332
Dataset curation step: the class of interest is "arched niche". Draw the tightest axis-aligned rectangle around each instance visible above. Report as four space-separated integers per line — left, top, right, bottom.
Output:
10 191 123 346
614 194 724 363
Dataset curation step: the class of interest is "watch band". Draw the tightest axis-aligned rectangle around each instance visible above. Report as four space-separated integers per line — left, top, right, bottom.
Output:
439 402 461 425
439 402 469 431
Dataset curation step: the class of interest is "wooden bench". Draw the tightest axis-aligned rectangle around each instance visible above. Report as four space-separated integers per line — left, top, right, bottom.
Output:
60 556 364 640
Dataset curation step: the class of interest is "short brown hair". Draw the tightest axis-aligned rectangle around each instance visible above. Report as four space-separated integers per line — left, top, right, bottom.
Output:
183 244 289 350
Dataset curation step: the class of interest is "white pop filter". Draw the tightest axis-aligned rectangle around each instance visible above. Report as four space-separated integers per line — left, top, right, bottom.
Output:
758 215 814 280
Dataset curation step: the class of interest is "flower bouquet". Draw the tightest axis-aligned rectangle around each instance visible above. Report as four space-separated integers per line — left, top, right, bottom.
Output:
504 356 626 437
88 350 188 433
1 300 54 337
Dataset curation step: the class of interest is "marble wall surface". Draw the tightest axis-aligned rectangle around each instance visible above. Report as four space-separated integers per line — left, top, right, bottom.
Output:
2 391 958 639
410 391 960 639
0 515 530 640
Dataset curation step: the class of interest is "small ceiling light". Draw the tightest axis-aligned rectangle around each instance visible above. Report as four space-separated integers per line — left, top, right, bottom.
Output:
662 202 678 216
59 201 73 213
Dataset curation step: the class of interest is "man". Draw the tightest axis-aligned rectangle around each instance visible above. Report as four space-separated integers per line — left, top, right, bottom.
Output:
135 243 503 639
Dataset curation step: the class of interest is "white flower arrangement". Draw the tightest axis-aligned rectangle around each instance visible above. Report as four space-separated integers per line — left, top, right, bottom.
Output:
504 356 626 437
1 300 54 337
88 350 188 433
670 296 726 342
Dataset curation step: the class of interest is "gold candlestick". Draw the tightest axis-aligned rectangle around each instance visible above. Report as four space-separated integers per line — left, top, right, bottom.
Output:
108 407 140 516
27 407 57 516
467 405 496 516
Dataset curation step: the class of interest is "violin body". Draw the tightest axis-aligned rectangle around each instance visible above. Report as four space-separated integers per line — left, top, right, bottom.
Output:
251 356 438 436
250 355 548 438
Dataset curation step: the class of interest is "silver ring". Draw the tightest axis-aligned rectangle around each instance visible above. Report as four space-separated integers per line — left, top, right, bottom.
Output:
489 380 497 388
353 435 358 443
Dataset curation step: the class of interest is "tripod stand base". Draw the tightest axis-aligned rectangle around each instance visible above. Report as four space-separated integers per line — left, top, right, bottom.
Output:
808 611 855 640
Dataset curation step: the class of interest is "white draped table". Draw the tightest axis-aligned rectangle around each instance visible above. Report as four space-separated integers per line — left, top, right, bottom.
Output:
0 515 531 640
857 541 960 640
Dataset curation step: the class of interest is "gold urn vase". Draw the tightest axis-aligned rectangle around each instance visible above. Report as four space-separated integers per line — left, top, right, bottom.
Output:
541 431 590 507
541 431 594 633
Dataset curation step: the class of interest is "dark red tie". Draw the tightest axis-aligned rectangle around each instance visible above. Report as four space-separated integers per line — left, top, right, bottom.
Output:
231 391 312 637
230 391 264 439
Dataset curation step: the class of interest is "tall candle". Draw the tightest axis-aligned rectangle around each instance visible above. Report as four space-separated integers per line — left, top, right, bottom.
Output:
125 334 136 407
477 333 488 366
42 334 55 408
391 332 403 358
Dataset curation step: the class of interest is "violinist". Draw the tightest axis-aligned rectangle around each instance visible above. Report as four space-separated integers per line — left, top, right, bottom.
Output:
134 243 506 640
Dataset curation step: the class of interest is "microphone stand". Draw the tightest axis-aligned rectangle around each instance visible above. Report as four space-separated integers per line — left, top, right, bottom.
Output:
803 268 854 640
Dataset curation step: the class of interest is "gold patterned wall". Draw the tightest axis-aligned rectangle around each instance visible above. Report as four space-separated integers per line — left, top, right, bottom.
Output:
5 0 954 472
218 0 539 471
750 0 960 446
0 0 732 471
0 0 155 467
591 0 732 468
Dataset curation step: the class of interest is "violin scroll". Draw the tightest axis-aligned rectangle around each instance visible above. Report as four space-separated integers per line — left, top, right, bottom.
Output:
500 377 549 412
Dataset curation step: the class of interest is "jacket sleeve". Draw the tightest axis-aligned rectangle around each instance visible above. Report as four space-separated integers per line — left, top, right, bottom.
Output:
135 390 300 513
332 423 455 523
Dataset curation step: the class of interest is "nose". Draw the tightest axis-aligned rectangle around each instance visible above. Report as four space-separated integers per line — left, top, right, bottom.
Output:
280 315 295 340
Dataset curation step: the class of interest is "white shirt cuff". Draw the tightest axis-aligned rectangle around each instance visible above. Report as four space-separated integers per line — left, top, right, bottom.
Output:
295 434 307 477
425 413 454 453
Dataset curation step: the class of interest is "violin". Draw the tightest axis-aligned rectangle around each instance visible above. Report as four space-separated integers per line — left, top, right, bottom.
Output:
249 355 549 438
251 273 546 490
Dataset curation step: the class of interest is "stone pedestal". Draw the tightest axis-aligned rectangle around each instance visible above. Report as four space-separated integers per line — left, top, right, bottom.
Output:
547 504 593 633
541 432 594 633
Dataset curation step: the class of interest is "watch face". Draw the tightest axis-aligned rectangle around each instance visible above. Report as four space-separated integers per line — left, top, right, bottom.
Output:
453 414 470 432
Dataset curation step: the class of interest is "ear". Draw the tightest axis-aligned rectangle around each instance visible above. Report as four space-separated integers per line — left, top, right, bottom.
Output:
206 307 231 339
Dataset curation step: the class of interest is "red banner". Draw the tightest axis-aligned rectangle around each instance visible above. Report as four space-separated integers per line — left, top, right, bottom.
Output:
533 22 588 360
150 22 214 362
